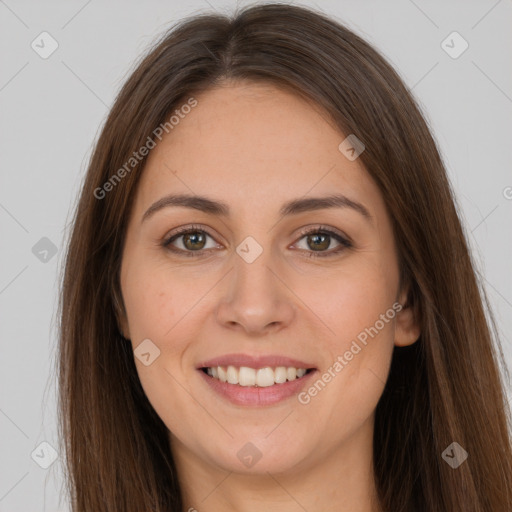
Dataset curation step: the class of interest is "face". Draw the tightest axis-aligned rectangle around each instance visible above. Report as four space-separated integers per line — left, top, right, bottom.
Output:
119 81 418 477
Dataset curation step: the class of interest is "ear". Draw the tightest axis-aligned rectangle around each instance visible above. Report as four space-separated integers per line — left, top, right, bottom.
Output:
117 313 131 340
394 284 421 347
112 286 131 340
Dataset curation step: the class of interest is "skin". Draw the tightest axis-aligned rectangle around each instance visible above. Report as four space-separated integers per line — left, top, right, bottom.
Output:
118 81 420 512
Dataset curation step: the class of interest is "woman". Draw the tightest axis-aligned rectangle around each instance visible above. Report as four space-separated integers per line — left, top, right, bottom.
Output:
57 3 512 511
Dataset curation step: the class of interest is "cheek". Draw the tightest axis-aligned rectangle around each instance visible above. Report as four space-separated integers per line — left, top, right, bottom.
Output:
121 264 203 430
293 263 396 416
122 259 203 343
293 260 397 345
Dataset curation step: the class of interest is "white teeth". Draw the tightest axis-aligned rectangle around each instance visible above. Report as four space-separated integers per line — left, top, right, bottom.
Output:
239 366 256 386
256 367 275 387
217 366 227 383
287 367 297 380
274 366 288 383
226 365 238 384
204 365 311 387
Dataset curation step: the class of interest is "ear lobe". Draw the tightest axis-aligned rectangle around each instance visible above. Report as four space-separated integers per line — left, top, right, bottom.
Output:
112 286 131 340
117 314 131 340
394 286 421 347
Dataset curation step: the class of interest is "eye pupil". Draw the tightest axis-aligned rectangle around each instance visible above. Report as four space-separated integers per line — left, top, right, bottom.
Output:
308 233 330 251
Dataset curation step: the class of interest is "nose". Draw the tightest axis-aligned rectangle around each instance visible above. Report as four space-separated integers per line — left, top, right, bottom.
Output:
215 249 296 336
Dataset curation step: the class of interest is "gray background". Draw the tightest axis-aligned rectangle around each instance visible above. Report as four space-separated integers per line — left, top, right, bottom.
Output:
1 0 511 510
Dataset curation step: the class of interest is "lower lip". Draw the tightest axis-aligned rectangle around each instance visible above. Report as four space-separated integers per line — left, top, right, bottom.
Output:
198 369 317 406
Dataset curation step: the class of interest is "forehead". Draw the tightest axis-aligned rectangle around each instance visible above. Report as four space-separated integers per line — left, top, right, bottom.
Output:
132 81 384 220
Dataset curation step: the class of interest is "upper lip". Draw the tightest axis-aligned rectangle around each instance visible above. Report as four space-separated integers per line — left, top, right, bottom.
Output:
197 353 317 370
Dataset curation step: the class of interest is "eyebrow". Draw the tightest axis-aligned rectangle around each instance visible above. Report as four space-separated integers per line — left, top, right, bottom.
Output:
141 193 372 223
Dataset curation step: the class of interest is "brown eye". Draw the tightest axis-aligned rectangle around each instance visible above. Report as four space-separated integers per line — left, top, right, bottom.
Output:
294 226 352 258
181 231 207 250
305 233 331 251
163 226 218 256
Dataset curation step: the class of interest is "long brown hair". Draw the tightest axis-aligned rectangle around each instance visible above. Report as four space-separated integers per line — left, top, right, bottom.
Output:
57 3 512 511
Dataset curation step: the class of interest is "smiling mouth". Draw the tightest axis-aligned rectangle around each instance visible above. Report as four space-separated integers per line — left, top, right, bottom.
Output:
200 365 315 387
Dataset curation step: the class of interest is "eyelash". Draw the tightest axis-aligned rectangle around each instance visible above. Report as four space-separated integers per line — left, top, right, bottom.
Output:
162 224 352 259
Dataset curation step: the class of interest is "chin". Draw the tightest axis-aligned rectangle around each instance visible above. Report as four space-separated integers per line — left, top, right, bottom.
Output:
206 435 309 475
